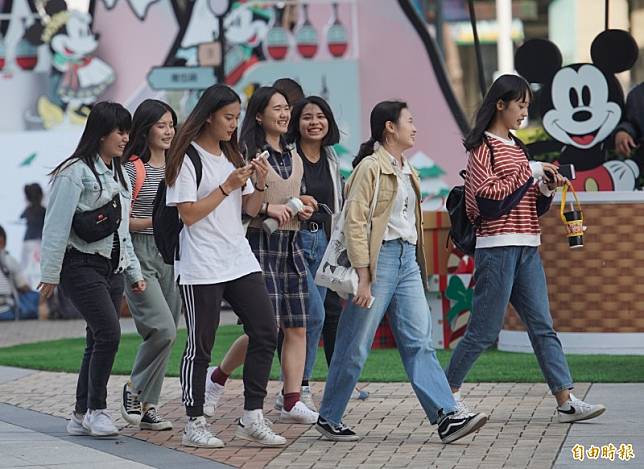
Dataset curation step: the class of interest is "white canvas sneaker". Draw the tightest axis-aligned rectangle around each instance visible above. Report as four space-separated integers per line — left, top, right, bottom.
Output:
182 416 224 448
279 401 319 424
82 409 119 437
235 415 287 447
66 411 89 436
300 385 317 412
557 394 606 423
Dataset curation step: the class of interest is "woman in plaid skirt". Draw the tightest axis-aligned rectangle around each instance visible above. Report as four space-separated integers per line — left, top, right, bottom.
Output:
232 86 319 424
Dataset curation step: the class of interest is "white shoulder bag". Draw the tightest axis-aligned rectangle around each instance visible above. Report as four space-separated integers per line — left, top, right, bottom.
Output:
314 160 380 298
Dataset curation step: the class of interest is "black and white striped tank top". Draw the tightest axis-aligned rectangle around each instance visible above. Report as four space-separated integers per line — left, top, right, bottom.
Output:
124 161 165 235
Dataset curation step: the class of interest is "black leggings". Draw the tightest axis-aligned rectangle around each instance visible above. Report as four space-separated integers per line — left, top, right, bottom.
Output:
180 272 277 416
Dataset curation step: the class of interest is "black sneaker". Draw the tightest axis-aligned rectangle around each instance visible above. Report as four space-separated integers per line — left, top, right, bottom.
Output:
140 407 173 431
120 383 142 426
315 416 360 441
438 411 488 444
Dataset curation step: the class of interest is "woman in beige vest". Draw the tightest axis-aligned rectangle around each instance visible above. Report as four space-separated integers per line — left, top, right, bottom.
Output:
237 86 319 424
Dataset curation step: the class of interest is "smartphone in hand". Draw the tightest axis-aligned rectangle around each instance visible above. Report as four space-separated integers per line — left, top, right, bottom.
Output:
558 164 576 180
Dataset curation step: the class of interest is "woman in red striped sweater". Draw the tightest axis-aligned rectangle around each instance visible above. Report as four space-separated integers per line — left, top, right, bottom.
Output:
445 75 606 423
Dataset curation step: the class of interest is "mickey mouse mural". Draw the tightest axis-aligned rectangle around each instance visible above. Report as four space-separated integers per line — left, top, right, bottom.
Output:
24 0 115 129
515 30 639 191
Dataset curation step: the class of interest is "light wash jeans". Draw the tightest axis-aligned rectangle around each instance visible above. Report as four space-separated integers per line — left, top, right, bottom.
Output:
446 246 573 394
319 239 456 425
298 228 328 380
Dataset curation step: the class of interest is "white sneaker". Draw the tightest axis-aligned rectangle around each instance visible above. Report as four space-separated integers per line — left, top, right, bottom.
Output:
301 385 317 412
204 367 226 417
66 411 89 436
274 391 283 411
454 397 473 416
235 415 287 447
351 387 369 400
82 409 119 437
279 401 319 424
182 416 224 448
557 394 606 423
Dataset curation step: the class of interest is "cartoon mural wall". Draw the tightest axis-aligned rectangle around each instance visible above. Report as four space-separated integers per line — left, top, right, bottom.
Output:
1 0 466 255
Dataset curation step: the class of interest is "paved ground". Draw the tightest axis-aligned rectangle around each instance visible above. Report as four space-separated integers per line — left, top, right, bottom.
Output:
0 318 641 468
0 363 640 468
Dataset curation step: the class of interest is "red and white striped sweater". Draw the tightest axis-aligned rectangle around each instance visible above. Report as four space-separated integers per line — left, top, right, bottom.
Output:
464 133 553 248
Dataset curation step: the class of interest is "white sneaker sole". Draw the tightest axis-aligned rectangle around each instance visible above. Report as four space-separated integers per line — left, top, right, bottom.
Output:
140 421 173 431
558 405 606 423
120 405 142 426
203 406 215 418
441 413 488 444
279 412 318 424
181 435 224 448
83 425 119 437
234 428 286 447
66 422 89 436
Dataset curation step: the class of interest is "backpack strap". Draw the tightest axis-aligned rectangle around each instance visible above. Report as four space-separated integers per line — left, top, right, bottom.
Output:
129 155 146 207
185 144 203 189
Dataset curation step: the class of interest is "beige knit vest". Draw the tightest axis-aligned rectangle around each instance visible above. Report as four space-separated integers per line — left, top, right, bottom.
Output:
249 149 304 231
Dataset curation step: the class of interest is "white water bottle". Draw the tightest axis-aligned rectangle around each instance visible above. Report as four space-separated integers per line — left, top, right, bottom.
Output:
262 197 305 235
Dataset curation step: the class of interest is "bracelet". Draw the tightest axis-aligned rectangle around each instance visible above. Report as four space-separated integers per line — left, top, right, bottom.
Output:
219 184 229 197
254 182 268 192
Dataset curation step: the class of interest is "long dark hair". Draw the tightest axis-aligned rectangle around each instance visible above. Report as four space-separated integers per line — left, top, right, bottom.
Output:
287 95 340 148
166 84 244 186
273 77 304 107
463 74 533 152
24 183 43 207
353 100 407 168
50 101 131 191
123 99 177 164
239 86 289 158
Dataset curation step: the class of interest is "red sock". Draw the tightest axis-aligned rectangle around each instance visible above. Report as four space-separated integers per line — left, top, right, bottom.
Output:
210 366 229 386
283 392 300 412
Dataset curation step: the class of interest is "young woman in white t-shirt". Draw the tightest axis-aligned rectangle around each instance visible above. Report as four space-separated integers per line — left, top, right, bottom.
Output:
165 84 286 448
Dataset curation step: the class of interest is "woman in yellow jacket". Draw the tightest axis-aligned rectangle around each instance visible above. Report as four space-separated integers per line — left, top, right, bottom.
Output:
316 100 487 444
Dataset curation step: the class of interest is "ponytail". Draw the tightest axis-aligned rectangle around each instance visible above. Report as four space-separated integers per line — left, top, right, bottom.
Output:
352 137 376 168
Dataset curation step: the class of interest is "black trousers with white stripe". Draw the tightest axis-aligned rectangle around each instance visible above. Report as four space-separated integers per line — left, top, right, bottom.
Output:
180 272 278 416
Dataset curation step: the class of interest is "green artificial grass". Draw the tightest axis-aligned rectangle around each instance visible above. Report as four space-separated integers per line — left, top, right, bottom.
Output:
0 325 642 382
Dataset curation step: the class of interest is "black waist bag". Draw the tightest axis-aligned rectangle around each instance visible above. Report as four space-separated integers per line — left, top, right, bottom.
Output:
72 195 122 243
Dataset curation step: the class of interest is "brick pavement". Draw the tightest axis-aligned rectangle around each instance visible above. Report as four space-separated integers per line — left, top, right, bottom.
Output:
0 369 589 468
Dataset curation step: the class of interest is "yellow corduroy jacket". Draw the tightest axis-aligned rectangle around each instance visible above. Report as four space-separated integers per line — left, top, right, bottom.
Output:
344 145 428 287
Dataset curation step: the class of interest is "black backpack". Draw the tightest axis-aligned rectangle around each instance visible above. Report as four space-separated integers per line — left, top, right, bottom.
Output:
446 138 496 256
153 145 203 264
446 170 479 256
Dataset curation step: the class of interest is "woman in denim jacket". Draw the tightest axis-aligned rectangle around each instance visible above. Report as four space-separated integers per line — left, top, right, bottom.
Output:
39 102 145 438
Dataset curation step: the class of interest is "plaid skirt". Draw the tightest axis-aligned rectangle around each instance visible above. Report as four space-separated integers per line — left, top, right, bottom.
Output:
247 228 308 328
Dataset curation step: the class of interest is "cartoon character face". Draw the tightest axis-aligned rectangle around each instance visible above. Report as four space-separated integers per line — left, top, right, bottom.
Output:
50 11 98 60
224 5 269 47
542 64 621 149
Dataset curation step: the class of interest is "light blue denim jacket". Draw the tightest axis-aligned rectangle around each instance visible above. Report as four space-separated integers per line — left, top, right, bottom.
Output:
40 156 142 285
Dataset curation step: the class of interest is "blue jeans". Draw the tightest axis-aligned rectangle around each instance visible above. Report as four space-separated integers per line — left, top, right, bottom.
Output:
298 228 328 380
319 239 456 425
446 246 573 394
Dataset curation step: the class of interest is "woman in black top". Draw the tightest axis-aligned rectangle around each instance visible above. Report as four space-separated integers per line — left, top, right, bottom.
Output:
287 96 343 408
20 183 46 288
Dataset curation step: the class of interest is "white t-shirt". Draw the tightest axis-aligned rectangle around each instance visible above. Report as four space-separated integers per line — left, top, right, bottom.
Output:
166 142 260 285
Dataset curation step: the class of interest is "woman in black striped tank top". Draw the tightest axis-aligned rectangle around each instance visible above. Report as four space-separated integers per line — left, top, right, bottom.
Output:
120 99 183 431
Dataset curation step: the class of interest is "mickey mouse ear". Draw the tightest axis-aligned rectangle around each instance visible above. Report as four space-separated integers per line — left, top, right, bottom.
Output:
591 29 638 73
515 39 562 84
